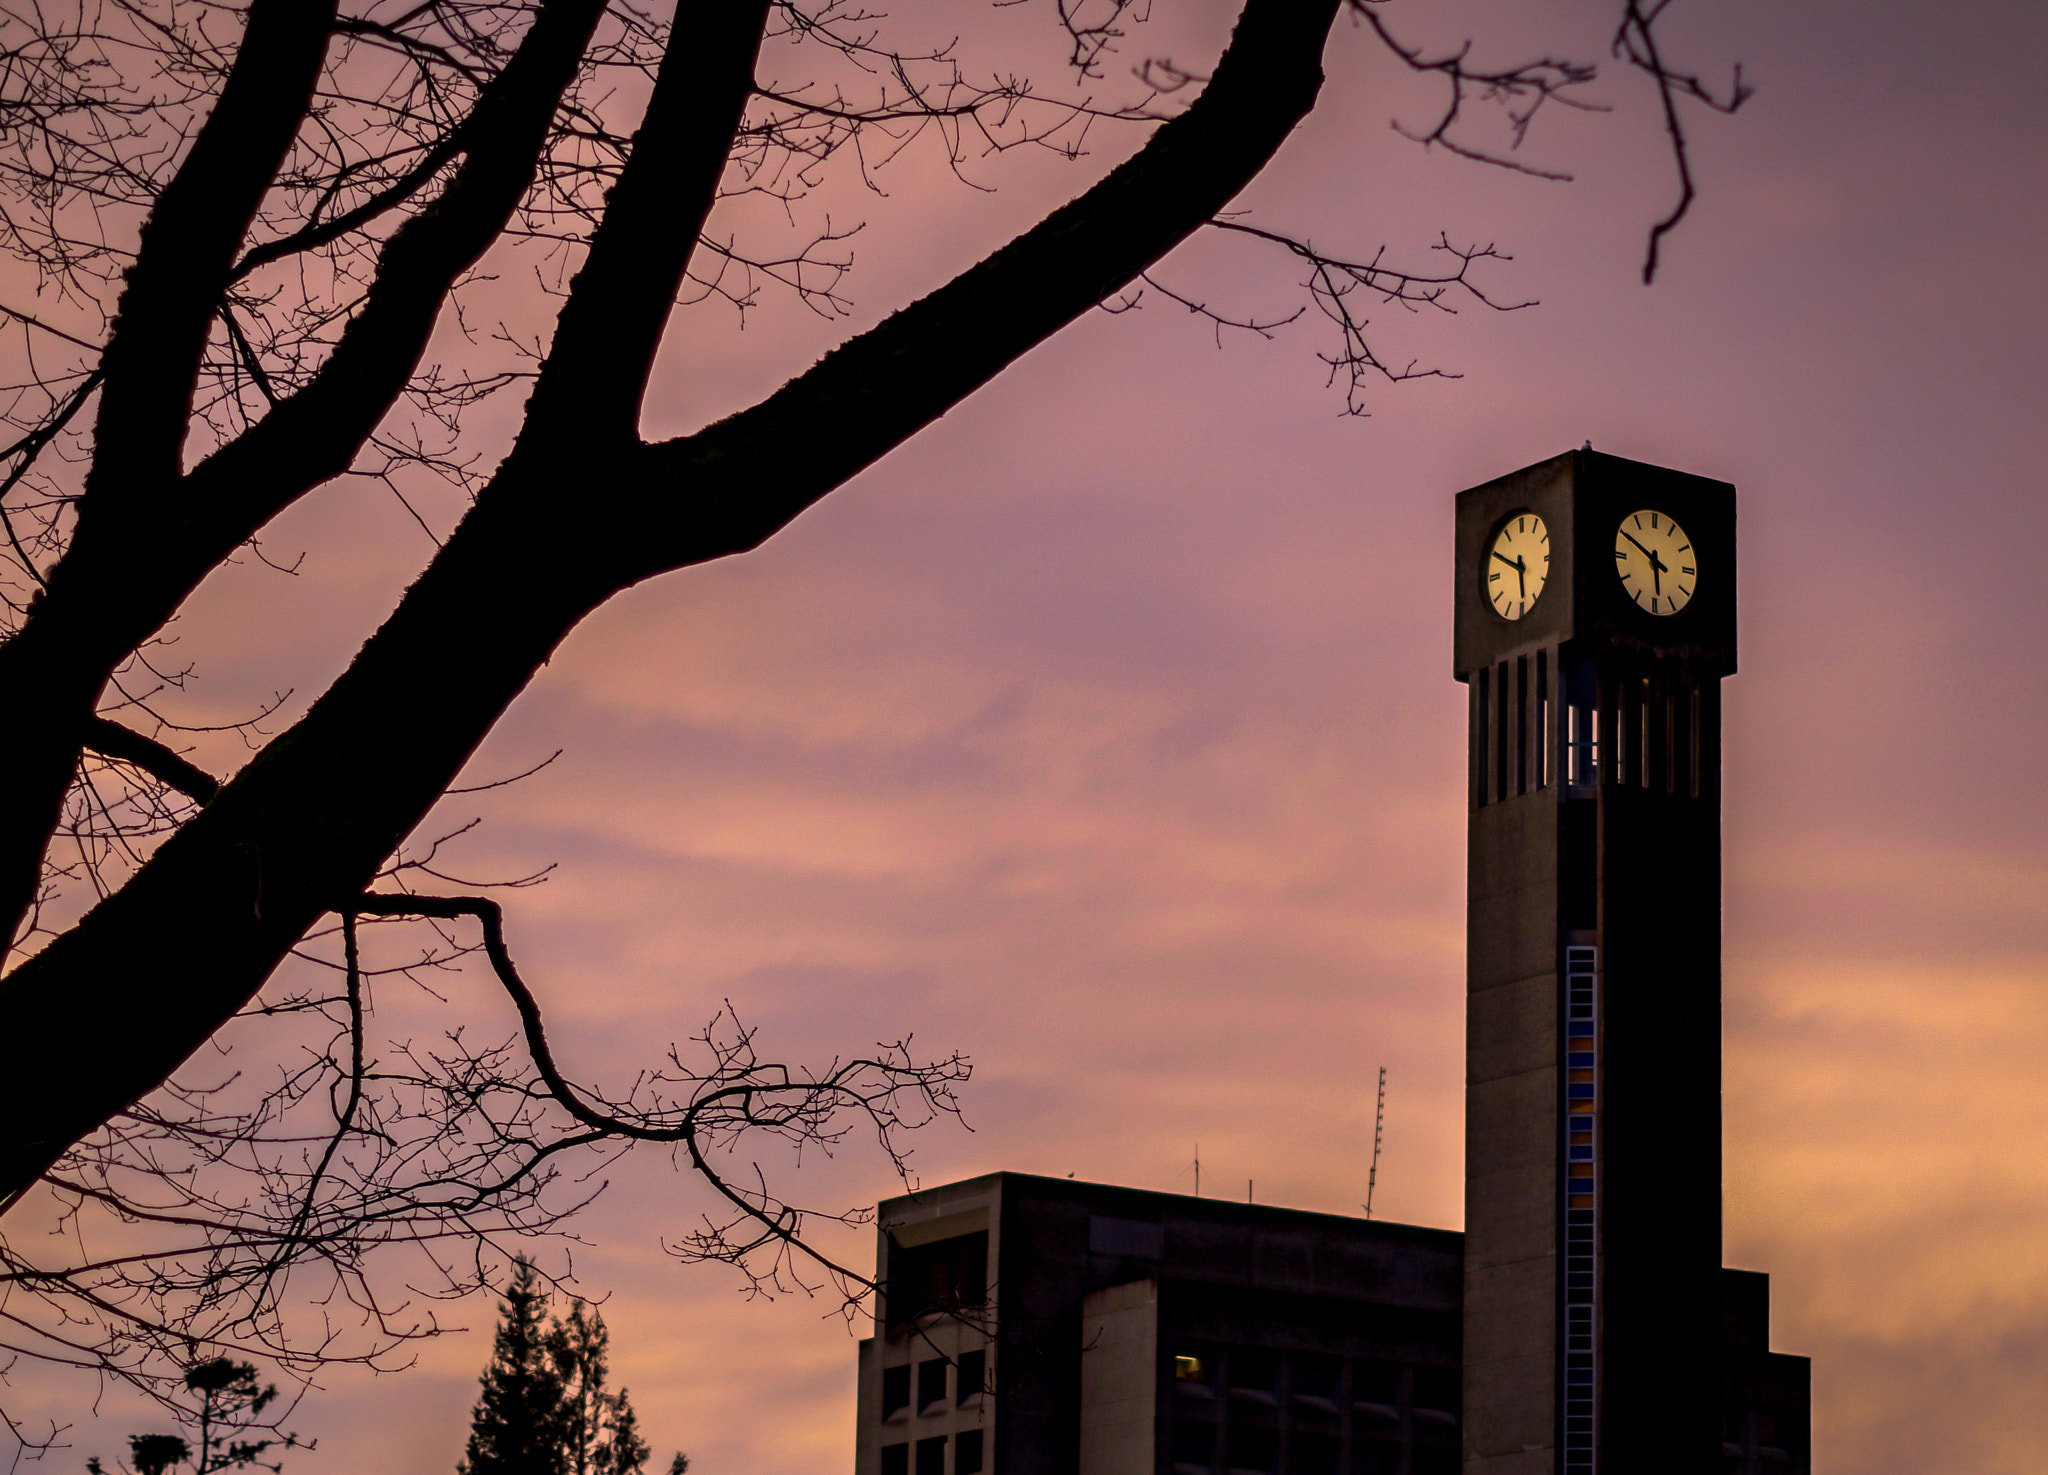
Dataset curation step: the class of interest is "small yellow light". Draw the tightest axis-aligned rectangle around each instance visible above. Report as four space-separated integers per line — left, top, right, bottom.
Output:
1175 1355 1205 1382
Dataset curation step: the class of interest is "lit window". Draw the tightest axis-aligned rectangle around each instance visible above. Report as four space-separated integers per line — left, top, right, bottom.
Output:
1175 1354 1207 1383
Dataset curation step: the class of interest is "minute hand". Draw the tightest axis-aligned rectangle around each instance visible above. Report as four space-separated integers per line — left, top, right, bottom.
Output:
1619 529 1666 593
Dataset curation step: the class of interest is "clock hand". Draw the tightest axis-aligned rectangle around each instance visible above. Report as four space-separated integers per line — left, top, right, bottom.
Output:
1619 529 1660 563
1492 549 1530 599
1619 529 1668 593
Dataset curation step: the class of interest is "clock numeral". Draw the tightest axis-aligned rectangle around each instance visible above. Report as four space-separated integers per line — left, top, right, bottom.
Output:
1681 566 1695 576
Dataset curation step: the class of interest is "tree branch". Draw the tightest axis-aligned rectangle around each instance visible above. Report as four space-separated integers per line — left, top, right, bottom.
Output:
0 0 1345 1213
80 719 222 806
0 0 606 956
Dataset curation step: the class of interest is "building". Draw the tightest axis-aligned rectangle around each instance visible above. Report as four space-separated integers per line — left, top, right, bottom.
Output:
853 451 1811 1473
854 1172 1463 1475
1455 450 1757 1472
852 1172 1807 1474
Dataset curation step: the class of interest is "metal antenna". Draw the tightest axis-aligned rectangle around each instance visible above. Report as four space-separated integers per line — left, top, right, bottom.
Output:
1364 1066 1387 1220
1194 1143 1201 1199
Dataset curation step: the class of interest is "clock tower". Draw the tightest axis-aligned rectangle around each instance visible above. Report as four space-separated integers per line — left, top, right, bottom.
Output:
1455 449 1736 1474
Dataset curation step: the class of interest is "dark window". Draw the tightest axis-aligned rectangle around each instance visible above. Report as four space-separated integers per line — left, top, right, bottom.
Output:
1089 1215 1165 1258
881 1444 908 1475
1516 654 1529 796
1226 1424 1278 1473
915 1436 946 1475
1413 1365 1459 1416
1287 1430 1339 1475
1412 1449 1460 1475
1229 1347 1278 1396
1352 1359 1400 1408
1482 667 1499 807
887 1232 988 1329
955 1429 984 1475
1171 1418 1217 1468
956 1349 986 1404
1496 660 1511 802
1291 1353 1340 1401
882 1364 911 1419
918 1357 948 1412
1352 1439 1400 1475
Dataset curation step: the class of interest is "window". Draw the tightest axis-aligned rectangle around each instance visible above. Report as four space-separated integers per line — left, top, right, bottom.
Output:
1412 1449 1460 1475
1175 1344 1217 1393
887 1232 988 1329
1291 1353 1340 1402
1475 667 1491 807
881 1365 911 1420
956 1349 986 1405
1352 1439 1400 1475
1287 1430 1339 1475
918 1357 948 1413
1089 1215 1165 1258
1495 660 1511 802
881 1443 908 1475
1226 1424 1278 1473
1689 680 1704 799
1171 1418 1217 1469
1413 1365 1459 1417
1229 1347 1278 1397
1352 1359 1400 1410
915 1436 946 1475
954 1429 984 1475
1516 655 1530 796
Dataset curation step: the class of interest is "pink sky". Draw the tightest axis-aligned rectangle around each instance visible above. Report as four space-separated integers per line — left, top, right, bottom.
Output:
13 2 2048 1472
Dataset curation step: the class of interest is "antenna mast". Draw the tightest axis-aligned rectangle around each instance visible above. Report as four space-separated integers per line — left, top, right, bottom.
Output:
1365 1066 1387 1220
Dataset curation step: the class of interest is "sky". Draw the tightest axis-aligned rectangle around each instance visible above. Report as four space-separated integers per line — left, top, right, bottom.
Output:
12 1 2048 1472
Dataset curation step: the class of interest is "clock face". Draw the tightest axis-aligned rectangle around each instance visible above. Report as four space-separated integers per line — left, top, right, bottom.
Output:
1485 512 1550 620
1613 509 1698 615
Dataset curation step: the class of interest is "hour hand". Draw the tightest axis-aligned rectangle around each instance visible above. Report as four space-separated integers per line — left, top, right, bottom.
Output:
1493 549 1526 596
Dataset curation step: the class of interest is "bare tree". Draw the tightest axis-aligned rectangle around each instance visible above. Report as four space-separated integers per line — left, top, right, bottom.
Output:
0 0 1744 1452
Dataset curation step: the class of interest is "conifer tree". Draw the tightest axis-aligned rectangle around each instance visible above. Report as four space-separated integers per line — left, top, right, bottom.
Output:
87 1359 296 1475
457 1265 680 1475
458 1261 567 1475
549 1301 649 1475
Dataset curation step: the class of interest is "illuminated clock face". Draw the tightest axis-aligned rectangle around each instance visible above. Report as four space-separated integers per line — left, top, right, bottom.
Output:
1485 512 1550 620
1612 509 1698 616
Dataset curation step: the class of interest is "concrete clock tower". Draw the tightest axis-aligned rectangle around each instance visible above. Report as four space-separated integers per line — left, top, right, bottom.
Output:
1454 449 1736 1475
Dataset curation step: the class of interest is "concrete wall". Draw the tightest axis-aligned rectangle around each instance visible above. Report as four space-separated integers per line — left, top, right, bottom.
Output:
1078 1279 1158 1475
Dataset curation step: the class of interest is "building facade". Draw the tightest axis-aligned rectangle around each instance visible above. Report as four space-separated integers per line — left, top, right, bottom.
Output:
855 1173 1463 1475
852 1172 1807 1474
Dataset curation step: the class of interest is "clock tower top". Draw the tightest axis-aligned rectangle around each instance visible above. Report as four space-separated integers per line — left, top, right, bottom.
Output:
1453 448 1737 681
